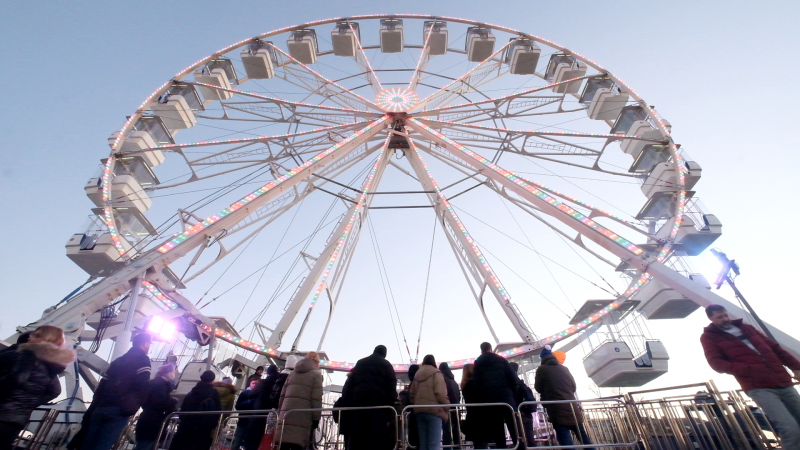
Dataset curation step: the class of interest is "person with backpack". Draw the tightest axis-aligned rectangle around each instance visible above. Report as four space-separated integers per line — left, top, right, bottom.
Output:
170 370 222 450
82 332 152 450
410 355 450 450
508 362 535 449
438 362 461 448
134 364 178 450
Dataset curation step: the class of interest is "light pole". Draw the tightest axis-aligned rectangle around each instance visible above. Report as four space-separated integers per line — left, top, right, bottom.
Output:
710 249 775 341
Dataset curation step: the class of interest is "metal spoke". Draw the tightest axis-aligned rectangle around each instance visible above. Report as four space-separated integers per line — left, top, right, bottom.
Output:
347 21 385 95
270 44 383 111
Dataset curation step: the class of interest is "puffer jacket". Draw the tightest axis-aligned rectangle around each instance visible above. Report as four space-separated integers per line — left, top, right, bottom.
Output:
410 365 450 421
213 381 237 411
473 351 518 407
534 354 583 426
0 342 76 425
275 358 323 447
701 319 800 391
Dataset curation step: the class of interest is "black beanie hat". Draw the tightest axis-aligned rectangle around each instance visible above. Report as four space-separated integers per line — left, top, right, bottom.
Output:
408 364 420 382
266 364 279 375
200 370 215 382
374 345 387 358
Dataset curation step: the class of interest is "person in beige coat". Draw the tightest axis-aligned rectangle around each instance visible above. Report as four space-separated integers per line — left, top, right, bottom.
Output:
275 352 323 450
410 355 450 450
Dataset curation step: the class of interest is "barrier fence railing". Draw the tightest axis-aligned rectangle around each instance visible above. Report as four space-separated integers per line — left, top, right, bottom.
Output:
18 381 796 450
401 402 519 449
13 408 86 450
279 405 399 450
624 382 780 450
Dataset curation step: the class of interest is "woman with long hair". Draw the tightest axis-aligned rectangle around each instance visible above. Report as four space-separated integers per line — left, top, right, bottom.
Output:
410 355 449 450
0 326 76 450
460 363 490 448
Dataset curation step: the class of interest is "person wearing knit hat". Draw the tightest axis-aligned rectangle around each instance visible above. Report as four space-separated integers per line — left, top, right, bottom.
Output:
134 364 178 450
553 351 567 365
170 370 221 450
535 347 594 449
540 344 553 359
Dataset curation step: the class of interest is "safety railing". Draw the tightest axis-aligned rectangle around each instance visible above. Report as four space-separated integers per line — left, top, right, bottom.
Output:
279 405 399 450
401 402 519 449
624 382 780 450
518 398 639 449
13 408 86 450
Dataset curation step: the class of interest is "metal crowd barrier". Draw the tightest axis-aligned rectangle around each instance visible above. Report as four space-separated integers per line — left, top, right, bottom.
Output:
400 402 518 449
12 408 86 450
279 405 399 450
624 382 781 450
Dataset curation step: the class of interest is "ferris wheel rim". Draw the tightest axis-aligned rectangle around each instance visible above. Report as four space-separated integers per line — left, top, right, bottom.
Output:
96 15 690 371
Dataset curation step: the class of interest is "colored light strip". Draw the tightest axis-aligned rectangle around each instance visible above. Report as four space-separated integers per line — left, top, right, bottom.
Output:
300 134 391 324
189 81 364 113
431 75 592 112
270 45 379 111
415 39 513 109
156 117 387 254
419 118 655 141
188 316 281 357
409 142 516 306
141 280 179 310
409 118 644 257
152 120 371 150
347 21 384 91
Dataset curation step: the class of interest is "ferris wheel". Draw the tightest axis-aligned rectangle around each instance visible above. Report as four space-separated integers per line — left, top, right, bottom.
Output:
28 14 800 391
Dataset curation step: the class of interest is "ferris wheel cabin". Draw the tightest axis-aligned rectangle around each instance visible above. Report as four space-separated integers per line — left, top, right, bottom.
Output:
633 275 711 320
331 22 359 57
466 27 495 62
287 29 318 64
380 19 404 53
240 42 278 79
423 21 448 55
151 83 204 130
194 59 239 101
580 77 630 120
504 39 540 75
545 54 587 94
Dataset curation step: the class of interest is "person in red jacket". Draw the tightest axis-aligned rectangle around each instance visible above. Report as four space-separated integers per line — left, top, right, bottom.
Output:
700 304 800 448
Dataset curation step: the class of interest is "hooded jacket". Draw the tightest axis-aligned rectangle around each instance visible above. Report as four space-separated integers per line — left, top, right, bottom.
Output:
213 381 238 411
534 354 583 426
0 342 76 425
473 351 518 407
275 358 323 447
701 319 800 391
438 364 461 405
409 365 450 421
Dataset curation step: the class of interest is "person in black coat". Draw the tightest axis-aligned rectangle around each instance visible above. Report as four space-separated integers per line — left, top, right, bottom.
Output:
134 364 178 450
509 362 535 449
0 326 75 450
472 342 518 449
231 379 258 450
340 345 398 450
398 365 419 449
243 364 280 450
438 362 461 447
170 371 222 450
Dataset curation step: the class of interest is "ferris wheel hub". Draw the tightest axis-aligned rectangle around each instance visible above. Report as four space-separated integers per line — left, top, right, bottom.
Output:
375 88 418 112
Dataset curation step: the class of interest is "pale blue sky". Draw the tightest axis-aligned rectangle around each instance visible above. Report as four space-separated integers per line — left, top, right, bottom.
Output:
1 1 799 396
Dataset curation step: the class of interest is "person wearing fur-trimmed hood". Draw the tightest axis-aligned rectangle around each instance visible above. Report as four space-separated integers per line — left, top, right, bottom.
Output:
0 325 76 450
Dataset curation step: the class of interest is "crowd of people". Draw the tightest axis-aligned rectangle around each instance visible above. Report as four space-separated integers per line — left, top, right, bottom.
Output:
3 304 800 450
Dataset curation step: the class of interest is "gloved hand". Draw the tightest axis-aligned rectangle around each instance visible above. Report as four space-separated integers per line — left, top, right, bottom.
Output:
312 420 319 429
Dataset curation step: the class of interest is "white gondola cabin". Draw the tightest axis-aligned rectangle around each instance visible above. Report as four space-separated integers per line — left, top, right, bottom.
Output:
583 340 669 387
641 161 702 198
240 42 278 79
423 21 448 56
545 54 587 94
287 29 318 64
634 275 710 319
380 19 404 53
195 59 237 101
505 39 540 75
580 77 630 121
466 27 495 62
331 22 359 57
